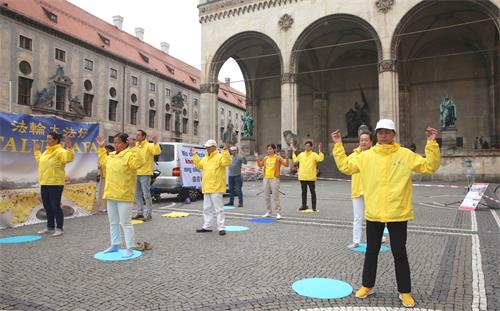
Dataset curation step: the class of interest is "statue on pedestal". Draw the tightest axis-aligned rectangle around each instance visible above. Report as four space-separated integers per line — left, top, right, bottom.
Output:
241 112 254 138
439 96 457 129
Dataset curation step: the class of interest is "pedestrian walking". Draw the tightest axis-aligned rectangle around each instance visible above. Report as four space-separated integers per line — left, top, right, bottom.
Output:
292 141 324 212
225 146 247 207
192 139 232 236
254 144 289 219
34 132 74 237
332 119 440 308
132 130 160 222
97 133 144 258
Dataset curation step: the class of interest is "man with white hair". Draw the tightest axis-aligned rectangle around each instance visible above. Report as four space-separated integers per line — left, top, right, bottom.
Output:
191 139 232 236
225 146 247 207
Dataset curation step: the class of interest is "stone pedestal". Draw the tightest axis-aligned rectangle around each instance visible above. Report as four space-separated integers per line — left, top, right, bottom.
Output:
441 128 458 153
342 137 360 154
240 137 256 157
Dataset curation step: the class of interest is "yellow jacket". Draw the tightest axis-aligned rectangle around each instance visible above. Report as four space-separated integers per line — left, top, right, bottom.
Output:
193 150 232 194
98 147 144 202
34 144 75 185
348 147 364 198
333 141 440 222
256 155 289 179
292 151 324 181
134 140 161 176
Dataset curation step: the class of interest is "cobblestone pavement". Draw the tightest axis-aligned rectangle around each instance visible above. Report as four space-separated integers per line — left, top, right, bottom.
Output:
1 180 498 311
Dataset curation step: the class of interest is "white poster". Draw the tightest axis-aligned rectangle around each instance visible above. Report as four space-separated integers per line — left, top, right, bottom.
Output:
459 183 489 211
178 146 206 188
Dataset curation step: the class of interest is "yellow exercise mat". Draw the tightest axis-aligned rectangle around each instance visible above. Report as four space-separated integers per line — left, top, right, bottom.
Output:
300 209 319 213
162 212 190 218
131 219 144 225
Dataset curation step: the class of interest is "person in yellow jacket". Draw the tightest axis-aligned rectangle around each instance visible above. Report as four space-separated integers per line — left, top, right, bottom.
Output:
346 132 373 249
96 144 115 213
132 130 161 222
254 144 289 219
34 132 74 237
292 141 324 212
96 133 144 258
332 119 440 308
191 139 232 236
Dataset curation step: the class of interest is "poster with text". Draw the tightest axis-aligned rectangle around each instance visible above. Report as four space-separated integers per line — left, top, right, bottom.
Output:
0 112 99 228
178 146 206 188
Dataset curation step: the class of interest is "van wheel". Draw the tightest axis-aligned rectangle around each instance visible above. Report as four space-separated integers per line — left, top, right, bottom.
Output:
152 193 161 203
188 189 199 202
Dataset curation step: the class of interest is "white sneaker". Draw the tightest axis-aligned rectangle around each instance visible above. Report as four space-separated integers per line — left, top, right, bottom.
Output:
262 212 271 218
276 213 282 220
382 236 387 243
51 229 64 237
37 228 55 234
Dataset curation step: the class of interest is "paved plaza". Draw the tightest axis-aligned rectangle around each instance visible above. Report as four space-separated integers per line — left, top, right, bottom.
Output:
1 179 499 311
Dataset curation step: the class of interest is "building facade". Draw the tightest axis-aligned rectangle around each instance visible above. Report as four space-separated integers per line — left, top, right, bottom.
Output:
0 0 245 145
198 0 500 180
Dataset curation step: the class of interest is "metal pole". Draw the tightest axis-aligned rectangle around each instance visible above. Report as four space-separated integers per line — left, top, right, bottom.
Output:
121 63 127 132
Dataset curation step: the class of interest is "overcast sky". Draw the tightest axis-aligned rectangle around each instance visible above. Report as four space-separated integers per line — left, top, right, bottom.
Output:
68 0 245 93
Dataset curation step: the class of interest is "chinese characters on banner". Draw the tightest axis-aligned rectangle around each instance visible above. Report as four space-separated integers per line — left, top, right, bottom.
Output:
0 112 99 228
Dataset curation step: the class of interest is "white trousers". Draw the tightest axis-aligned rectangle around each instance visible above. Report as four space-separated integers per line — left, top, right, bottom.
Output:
352 196 365 244
202 193 225 231
107 200 135 249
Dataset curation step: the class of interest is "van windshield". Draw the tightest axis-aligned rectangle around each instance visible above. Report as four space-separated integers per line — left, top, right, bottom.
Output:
158 144 175 162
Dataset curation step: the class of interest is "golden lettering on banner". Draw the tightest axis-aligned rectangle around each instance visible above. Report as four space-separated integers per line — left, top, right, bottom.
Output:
29 122 47 136
63 127 77 138
77 128 89 138
11 120 28 133
50 124 60 133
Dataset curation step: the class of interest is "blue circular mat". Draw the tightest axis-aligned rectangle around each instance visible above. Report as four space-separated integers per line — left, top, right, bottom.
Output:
292 278 353 299
94 249 142 261
0 235 42 244
223 205 236 210
349 243 390 253
384 227 389 234
248 218 277 224
225 225 249 232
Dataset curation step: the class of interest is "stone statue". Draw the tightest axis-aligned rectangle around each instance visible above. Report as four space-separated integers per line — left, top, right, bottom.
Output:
69 96 86 117
172 92 184 109
283 130 298 147
223 121 237 144
241 111 254 138
34 88 53 107
344 86 370 138
440 96 457 129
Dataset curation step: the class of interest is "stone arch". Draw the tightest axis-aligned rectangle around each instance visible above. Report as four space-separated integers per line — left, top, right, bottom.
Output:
392 0 500 150
290 14 383 74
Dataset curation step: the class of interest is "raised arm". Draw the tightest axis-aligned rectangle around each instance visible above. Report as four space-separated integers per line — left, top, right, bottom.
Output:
331 130 360 175
412 127 441 174
254 151 264 167
59 137 75 164
34 141 41 164
148 134 161 156
128 148 144 170
191 148 203 170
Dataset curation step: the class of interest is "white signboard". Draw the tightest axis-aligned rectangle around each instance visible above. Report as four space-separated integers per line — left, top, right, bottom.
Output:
459 183 489 211
178 147 206 188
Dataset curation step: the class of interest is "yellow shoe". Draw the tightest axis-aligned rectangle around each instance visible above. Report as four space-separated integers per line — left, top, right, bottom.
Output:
355 286 374 298
399 293 416 308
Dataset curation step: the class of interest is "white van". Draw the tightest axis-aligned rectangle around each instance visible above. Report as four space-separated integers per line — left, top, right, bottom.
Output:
151 142 205 202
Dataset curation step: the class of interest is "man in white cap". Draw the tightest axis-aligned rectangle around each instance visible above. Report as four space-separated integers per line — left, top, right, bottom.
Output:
225 146 247 207
332 119 440 308
191 139 232 236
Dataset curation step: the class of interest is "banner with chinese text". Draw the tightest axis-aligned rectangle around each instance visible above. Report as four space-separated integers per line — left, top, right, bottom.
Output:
0 112 99 228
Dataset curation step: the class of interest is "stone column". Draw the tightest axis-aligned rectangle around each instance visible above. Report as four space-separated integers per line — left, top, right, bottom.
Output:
199 83 219 144
378 60 399 135
398 83 410 146
312 92 328 147
281 73 298 148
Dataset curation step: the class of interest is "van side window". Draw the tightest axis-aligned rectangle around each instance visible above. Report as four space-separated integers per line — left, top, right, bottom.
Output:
158 144 175 162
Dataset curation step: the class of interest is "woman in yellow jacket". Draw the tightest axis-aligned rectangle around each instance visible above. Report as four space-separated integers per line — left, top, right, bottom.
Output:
34 132 74 237
254 144 289 219
191 139 232 236
292 141 324 211
96 133 143 258
347 132 372 248
332 119 440 308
